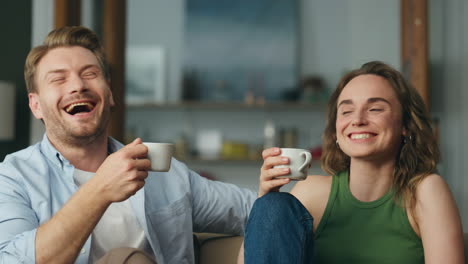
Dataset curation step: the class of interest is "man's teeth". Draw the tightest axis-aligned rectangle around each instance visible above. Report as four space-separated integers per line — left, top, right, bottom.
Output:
65 102 93 113
351 133 372 139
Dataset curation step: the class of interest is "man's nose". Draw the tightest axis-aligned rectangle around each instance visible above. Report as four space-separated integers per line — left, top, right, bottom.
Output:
68 74 87 93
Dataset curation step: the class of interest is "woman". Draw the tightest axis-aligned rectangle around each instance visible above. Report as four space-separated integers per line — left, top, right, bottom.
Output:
240 61 464 263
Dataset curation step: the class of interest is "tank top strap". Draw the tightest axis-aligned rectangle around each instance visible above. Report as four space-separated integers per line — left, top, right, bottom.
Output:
314 172 339 237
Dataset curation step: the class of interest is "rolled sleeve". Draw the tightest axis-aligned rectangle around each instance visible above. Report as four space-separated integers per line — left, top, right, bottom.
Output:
189 169 257 234
0 171 38 263
0 229 36 263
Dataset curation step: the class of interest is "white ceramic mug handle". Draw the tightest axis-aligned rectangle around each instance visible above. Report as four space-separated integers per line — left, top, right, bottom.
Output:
298 151 312 172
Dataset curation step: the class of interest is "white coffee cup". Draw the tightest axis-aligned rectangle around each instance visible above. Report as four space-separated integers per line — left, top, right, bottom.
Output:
274 148 312 181
143 142 175 172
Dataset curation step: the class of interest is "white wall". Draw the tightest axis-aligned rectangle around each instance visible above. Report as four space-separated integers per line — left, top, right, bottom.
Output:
430 0 468 230
125 0 401 101
126 0 184 102
29 0 54 144
299 0 400 89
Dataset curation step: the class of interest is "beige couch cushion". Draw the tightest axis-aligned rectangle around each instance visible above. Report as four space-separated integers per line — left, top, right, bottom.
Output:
195 233 243 264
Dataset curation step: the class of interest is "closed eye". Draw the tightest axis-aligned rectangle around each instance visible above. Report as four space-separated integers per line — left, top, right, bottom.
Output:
369 108 383 112
51 77 65 83
82 71 97 79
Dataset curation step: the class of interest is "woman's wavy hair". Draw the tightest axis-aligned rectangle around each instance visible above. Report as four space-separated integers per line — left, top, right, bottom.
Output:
321 61 439 209
24 26 109 94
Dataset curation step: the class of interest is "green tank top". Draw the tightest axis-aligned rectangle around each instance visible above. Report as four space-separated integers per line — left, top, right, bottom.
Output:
314 171 424 263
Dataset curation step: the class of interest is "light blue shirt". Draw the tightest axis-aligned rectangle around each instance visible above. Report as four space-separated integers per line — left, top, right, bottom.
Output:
0 135 256 264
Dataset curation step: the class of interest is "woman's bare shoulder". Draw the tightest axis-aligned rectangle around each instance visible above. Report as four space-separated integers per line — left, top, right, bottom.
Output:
414 173 462 214
416 173 451 202
413 174 465 262
291 174 333 192
290 174 333 215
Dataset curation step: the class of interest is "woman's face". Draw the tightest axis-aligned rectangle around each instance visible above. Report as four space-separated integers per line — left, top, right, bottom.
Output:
335 74 406 163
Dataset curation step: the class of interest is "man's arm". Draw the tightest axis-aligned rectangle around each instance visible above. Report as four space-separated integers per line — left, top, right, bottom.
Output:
189 168 257 235
0 170 38 263
34 181 110 263
0 139 150 263
35 139 150 264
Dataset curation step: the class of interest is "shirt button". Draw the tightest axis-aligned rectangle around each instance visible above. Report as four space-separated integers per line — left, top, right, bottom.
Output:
81 248 86 254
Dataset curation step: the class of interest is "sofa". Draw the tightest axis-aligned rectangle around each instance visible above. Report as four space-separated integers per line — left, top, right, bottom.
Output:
195 233 468 264
194 233 243 264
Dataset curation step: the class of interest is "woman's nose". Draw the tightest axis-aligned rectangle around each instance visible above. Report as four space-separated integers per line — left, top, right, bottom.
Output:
351 111 368 126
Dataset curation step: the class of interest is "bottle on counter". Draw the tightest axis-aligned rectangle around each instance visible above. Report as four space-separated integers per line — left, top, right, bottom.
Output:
175 133 189 160
263 119 278 149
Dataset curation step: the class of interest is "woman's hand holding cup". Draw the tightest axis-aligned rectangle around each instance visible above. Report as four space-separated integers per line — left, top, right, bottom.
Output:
258 147 292 197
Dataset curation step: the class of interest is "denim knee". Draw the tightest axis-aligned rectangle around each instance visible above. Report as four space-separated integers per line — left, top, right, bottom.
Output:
245 192 315 264
248 192 311 228
254 192 300 212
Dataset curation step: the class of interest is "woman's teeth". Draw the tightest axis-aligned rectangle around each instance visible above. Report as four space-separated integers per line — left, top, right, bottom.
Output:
351 133 372 139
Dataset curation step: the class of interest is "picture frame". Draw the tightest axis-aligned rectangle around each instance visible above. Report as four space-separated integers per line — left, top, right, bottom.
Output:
125 46 166 104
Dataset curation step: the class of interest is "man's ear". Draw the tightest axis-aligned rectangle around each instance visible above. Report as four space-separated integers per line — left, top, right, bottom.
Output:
107 79 115 107
29 93 43 120
109 91 115 107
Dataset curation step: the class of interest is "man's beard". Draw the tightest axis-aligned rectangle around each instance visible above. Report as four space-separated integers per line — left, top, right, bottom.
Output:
43 105 112 148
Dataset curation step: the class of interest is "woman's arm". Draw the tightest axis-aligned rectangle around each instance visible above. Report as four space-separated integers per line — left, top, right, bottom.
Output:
415 174 465 264
237 242 245 264
236 147 293 264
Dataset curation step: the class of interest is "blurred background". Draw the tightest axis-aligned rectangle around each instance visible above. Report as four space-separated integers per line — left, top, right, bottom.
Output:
0 0 467 229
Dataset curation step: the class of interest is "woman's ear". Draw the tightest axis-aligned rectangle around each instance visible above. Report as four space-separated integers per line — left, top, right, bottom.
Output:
402 126 408 137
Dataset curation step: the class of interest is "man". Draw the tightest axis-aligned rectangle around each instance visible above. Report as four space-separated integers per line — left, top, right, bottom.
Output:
0 26 256 264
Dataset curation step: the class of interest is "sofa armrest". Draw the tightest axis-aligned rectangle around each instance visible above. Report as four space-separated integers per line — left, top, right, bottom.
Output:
194 233 243 264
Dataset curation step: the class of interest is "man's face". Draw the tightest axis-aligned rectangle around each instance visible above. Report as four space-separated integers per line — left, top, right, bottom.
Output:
29 46 115 146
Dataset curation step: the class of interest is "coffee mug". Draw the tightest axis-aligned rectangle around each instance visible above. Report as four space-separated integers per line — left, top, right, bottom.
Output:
274 148 312 181
143 142 175 172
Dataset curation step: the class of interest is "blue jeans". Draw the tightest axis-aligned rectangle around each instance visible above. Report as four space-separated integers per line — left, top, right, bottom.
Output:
244 192 315 264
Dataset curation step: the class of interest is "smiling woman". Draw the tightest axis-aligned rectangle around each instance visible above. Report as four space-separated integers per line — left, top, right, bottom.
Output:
242 61 465 264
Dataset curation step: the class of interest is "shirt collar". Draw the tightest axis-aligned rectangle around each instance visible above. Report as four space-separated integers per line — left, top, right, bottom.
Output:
40 134 67 169
40 133 124 169
108 137 124 153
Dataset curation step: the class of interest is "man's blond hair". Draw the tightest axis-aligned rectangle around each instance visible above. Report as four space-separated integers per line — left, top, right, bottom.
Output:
24 26 109 93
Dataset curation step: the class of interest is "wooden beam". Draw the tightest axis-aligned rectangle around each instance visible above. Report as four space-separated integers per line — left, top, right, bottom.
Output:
102 0 126 142
401 0 429 109
54 0 81 28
